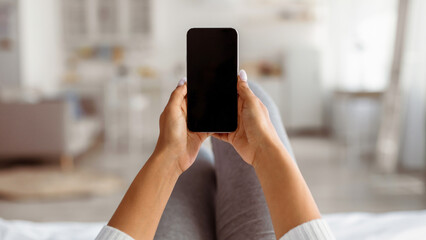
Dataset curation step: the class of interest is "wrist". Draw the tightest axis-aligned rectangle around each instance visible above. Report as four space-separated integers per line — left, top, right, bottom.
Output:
150 148 183 178
252 136 286 171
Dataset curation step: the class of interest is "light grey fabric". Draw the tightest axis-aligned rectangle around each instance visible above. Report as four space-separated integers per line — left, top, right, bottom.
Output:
212 138 275 240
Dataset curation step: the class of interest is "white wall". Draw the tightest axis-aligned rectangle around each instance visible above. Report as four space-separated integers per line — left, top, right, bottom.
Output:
399 0 426 170
18 0 63 93
150 0 326 129
151 0 324 76
325 0 397 91
0 0 20 86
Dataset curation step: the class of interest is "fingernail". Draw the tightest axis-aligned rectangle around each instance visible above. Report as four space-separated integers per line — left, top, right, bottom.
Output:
239 70 247 82
177 77 187 87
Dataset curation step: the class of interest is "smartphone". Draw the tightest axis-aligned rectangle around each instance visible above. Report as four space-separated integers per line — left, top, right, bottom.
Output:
186 28 238 132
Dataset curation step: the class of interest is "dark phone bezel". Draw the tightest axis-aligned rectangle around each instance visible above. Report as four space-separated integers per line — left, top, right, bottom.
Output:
186 27 239 133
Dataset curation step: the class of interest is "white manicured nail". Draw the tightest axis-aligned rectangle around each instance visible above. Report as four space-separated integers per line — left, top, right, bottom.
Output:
177 77 187 87
239 70 247 82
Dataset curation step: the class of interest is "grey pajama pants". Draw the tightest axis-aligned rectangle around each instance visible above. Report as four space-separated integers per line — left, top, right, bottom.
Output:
154 82 295 240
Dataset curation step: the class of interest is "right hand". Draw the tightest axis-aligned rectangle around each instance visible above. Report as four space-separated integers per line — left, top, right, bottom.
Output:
213 70 282 166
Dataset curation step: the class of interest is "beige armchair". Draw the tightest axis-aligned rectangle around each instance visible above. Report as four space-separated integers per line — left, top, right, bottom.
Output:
0 100 101 169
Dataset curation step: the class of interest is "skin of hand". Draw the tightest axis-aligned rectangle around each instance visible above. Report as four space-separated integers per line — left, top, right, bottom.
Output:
213 71 281 167
154 77 211 173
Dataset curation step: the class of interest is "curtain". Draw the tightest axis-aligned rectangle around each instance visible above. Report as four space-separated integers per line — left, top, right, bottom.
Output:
399 0 426 170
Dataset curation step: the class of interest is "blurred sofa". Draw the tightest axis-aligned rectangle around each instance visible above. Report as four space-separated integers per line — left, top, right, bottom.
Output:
0 100 101 169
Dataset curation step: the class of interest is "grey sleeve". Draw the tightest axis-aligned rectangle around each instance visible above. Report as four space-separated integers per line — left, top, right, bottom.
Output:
95 226 134 240
279 219 335 240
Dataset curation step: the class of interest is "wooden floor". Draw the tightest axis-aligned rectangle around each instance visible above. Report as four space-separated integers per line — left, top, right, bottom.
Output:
0 136 424 222
293 137 426 213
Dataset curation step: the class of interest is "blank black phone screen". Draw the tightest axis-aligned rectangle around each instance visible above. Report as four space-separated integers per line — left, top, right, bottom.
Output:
187 28 238 132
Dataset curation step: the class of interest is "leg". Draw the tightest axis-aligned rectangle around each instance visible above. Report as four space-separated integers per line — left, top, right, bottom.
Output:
213 82 295 240
154 147 216 240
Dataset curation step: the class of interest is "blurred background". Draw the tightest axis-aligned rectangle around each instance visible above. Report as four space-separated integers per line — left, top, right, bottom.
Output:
0 0 424 222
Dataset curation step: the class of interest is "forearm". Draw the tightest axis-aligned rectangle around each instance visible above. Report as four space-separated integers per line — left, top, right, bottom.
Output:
108 150 181 240
253 140 321 239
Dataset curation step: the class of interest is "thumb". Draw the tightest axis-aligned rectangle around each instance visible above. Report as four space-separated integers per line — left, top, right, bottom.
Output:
167 77 187 107
237 70 255 100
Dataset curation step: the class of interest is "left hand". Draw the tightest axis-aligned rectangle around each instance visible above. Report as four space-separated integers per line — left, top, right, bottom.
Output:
213 71 281 167
153 77 210 174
